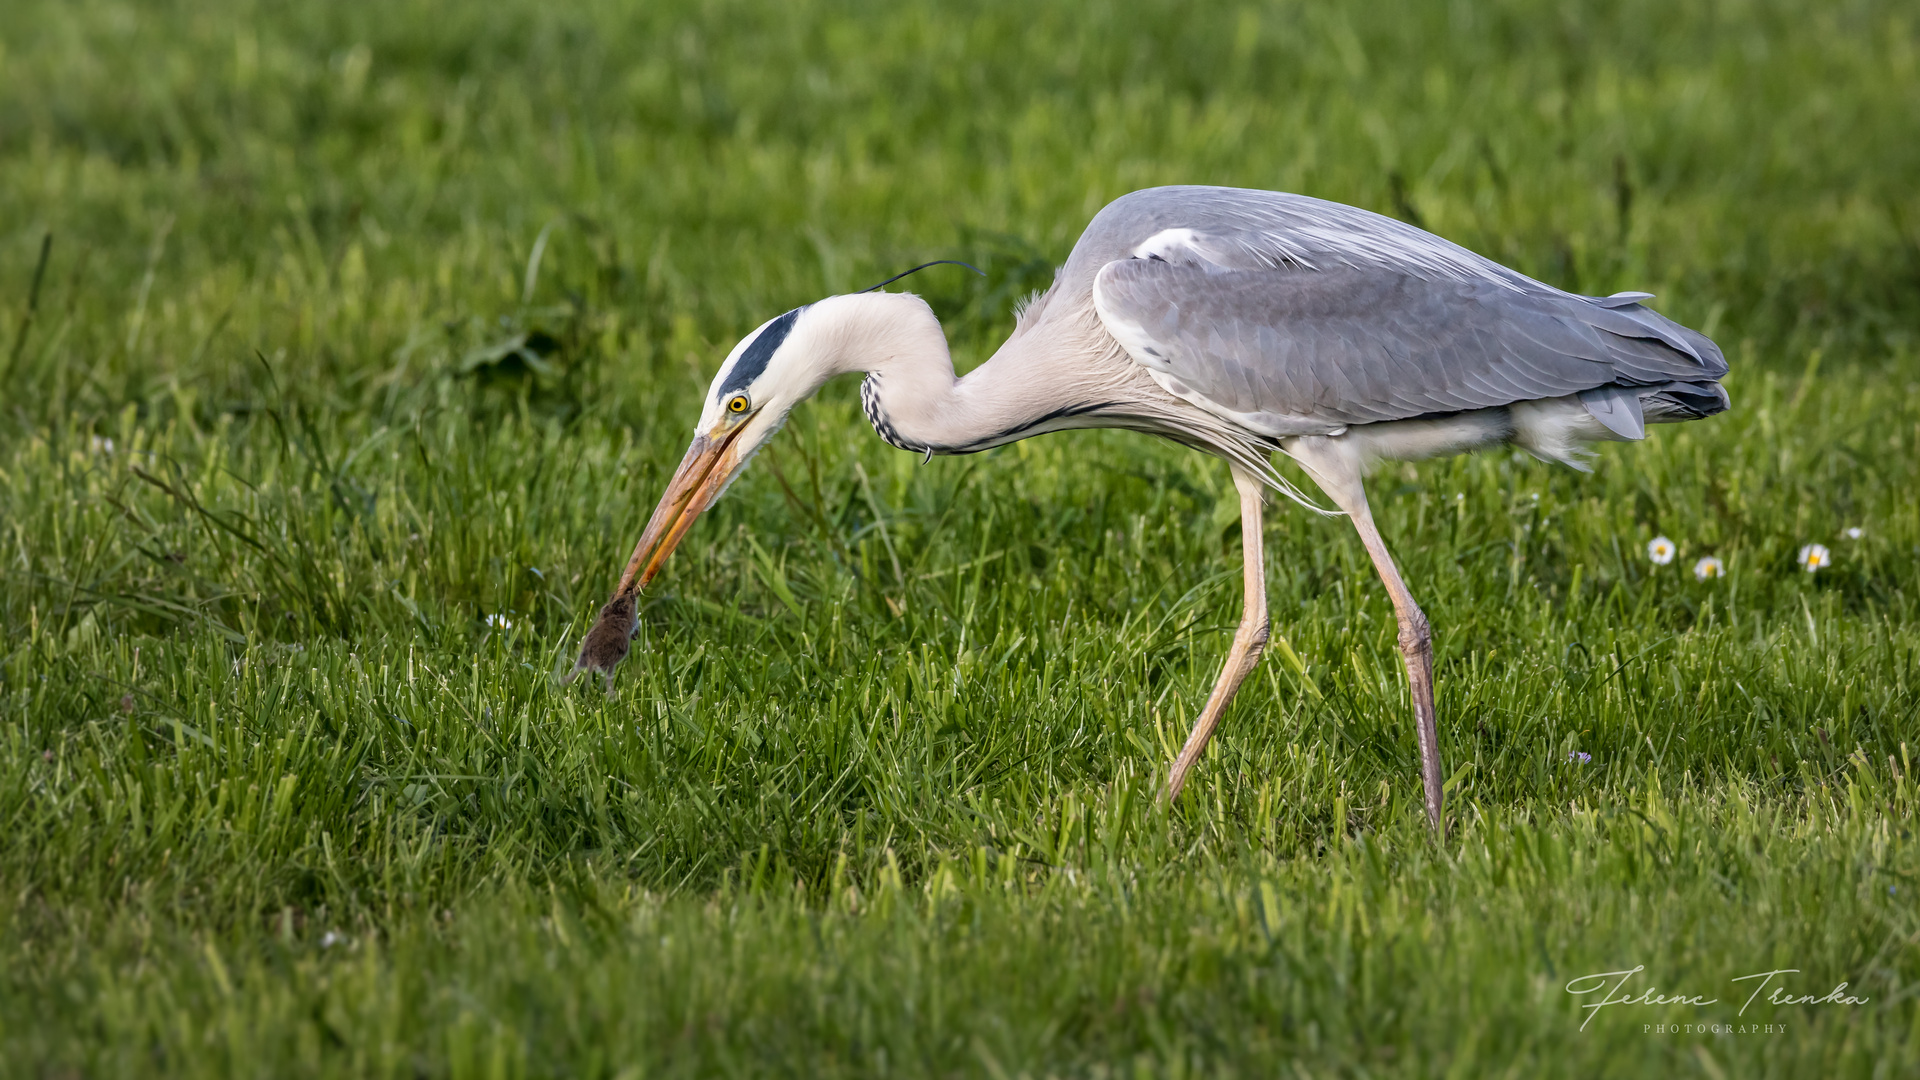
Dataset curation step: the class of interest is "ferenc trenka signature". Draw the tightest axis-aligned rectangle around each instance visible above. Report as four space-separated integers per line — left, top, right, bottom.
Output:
1565 966 1870 1031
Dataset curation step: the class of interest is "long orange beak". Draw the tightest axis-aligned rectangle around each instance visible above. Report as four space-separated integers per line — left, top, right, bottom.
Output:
614 426 750 597
570 423 757 686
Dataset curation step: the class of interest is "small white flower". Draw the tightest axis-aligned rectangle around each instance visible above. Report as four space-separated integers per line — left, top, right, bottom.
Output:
320 930 344 948
1454 493 1465 502
1647 536 1676 566
1844 526 1864 540
1798 544 1831 573
89 435 115 454
1693 556 1724 581
484 613 513 629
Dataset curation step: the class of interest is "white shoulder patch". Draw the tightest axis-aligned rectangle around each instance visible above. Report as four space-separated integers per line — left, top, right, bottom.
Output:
1130 228 1212 266
1597 291 1655 308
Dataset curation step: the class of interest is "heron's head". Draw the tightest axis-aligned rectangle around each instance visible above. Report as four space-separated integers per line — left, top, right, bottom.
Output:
616 292 940 591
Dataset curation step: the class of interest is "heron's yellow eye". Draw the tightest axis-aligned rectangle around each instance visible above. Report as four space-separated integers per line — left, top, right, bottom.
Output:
727 395 749 414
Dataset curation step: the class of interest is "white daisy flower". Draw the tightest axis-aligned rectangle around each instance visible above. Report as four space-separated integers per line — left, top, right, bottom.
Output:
1797 544 1831 573
1693 556 1724 581
484 613 513 629
89 435 115 454
1844 526 1864 540
1646 536 1676 566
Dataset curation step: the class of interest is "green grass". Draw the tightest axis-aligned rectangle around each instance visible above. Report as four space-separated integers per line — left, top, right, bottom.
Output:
3 0 1920 1075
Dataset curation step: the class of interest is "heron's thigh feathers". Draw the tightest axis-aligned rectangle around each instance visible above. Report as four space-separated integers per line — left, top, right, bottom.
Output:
1339 410 1514 470
1510 396 1623 469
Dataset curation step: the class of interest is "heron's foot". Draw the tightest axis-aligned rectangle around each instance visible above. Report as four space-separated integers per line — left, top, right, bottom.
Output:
567 593 639 687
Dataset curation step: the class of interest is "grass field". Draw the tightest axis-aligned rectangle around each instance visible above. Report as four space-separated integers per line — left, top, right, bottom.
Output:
3 0 1920 1075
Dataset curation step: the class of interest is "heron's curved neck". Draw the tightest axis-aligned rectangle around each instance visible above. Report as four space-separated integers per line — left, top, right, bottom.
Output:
806 292 1098 454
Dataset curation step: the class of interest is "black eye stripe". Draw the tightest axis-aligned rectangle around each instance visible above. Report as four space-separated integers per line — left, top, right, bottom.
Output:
717 306 802 398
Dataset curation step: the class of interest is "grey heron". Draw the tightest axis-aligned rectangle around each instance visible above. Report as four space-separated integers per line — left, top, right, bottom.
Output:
571 186 1728 831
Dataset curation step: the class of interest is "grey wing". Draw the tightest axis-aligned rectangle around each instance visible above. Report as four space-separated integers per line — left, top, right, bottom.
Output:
1092 244 1727 438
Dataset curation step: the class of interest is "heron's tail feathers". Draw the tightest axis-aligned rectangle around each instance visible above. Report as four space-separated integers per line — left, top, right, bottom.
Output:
1640 379 1731 423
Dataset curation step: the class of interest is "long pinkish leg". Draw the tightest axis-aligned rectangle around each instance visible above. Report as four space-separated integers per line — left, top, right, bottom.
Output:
1165 466 1270 801
1286 438 1445 833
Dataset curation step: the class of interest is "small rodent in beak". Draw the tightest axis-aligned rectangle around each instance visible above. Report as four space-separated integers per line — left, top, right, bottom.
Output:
565 592 639 693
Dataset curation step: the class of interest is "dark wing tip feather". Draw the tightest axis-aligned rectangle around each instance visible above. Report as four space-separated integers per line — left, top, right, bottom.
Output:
1579 299 1727 377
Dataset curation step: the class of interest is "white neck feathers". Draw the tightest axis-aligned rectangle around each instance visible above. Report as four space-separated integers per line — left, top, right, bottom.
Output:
790 291 1143 454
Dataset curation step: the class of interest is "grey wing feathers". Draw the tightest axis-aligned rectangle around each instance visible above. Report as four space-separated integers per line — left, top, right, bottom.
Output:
1087 196 1726 435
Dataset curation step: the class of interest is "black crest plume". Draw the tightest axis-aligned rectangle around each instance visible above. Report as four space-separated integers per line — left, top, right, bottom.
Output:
858 260 987 293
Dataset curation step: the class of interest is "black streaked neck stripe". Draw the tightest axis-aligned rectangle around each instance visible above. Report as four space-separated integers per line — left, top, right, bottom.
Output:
861 375 921 454
859 384 1130 458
